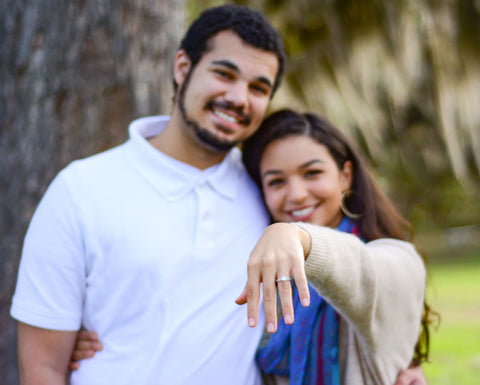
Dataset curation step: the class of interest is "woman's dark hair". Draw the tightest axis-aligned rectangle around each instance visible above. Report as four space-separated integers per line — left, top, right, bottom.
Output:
243 109 410 241
242 108 436 364
176 4 286 96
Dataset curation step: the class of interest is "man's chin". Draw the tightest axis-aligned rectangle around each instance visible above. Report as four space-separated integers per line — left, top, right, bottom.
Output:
180 103 237 152
195 129 237 153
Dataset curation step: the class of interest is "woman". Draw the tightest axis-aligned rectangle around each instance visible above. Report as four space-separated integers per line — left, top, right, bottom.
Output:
235 109 432 384
70 109 432 385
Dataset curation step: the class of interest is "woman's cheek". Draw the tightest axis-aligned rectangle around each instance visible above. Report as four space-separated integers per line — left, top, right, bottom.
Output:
264 191 281 220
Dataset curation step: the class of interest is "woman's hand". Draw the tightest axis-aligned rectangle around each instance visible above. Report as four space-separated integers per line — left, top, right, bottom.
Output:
235 222 311 333
68 330 102 371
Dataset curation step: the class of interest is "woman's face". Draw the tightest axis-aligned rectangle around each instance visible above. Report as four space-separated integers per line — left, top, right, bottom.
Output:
260 135 352 228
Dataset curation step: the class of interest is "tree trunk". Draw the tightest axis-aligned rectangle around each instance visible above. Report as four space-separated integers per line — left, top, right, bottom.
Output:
0 0 184 382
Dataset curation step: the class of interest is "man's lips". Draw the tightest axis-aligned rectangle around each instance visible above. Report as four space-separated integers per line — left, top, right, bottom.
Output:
206 100 251 126
213 109 241 125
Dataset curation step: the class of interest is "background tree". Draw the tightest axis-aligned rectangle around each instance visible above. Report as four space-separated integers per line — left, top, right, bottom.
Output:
0 0 184 381
226 0 480 229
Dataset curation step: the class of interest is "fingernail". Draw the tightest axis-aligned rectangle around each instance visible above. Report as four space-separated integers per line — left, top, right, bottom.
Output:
302 298 309 306
267 323 275 333
284 314 292 324
248 318 255 327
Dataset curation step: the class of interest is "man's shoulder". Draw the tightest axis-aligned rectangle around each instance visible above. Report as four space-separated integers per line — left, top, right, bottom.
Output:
54 143 129 197
68 142 127 172
63 114 170 174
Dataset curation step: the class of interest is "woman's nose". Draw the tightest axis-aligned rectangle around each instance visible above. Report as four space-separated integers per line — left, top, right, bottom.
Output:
287 179 308 203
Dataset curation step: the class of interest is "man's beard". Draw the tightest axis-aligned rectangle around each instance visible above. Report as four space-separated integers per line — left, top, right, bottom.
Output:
178 70 250 153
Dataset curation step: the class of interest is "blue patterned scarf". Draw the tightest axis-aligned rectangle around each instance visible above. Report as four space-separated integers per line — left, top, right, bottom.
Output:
256 217 360 385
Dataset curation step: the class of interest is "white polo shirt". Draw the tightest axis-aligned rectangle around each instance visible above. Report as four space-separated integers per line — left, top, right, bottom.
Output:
11 116 269 385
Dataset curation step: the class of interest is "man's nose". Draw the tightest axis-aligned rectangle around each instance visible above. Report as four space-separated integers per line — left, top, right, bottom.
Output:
224 81 249 108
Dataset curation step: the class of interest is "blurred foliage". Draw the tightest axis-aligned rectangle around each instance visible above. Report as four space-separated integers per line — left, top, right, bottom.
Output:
187 0 480 231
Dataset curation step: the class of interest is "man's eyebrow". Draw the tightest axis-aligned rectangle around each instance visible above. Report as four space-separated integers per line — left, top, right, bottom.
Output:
212 60 240 72
211 60 273 89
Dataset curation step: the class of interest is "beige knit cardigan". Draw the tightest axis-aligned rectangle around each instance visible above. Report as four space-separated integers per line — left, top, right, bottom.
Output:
273 223 426 385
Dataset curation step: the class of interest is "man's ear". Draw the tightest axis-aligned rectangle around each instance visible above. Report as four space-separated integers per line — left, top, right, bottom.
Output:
173 50 192 87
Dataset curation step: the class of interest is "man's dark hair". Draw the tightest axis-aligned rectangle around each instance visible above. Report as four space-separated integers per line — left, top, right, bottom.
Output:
175 4 286 96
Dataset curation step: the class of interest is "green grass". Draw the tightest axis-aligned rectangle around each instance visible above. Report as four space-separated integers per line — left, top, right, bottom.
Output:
423 249 480 385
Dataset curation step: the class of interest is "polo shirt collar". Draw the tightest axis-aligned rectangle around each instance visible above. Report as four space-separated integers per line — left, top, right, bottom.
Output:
125 116 242 201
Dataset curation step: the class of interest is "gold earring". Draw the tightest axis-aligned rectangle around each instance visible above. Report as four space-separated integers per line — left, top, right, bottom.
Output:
340 190 363 219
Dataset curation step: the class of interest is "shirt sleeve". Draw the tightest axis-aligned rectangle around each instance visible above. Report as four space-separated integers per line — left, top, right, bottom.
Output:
11 169 86 331
297 222 425 359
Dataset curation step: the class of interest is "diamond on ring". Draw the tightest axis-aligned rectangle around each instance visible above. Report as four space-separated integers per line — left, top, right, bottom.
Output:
276 276 292 283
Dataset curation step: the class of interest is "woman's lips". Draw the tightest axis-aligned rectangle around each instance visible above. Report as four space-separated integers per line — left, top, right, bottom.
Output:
288 205 317 221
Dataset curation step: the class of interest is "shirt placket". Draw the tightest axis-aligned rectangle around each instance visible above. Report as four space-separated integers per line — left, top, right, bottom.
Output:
194 180 217 254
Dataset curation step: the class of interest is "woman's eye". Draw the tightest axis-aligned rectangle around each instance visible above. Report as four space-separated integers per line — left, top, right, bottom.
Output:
266 178 284 187
305 170 322 178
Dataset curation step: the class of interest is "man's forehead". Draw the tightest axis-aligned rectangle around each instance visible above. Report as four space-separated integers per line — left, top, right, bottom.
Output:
203 31 279 77
206 30 277 62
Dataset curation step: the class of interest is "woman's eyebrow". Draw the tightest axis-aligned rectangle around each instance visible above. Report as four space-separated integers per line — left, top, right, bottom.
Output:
298 159 323 169
262 169 282 178
262 159 324 178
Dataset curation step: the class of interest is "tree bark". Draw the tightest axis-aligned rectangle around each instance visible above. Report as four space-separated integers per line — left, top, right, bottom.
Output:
0 0 184 382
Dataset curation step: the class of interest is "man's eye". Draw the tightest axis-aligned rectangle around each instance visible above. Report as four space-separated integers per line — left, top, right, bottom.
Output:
250 84 269 95
215 70 233 79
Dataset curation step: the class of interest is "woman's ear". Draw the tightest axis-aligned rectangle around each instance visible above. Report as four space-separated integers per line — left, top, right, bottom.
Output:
173 50 191 86
341 160 353 191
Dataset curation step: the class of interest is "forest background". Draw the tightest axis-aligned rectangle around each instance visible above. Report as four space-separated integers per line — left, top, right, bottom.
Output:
1 0 479 384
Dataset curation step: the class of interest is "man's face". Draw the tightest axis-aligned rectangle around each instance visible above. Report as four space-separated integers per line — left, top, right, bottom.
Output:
176 30 279 153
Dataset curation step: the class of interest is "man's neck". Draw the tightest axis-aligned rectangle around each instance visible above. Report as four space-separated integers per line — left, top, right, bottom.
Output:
148 114 227 170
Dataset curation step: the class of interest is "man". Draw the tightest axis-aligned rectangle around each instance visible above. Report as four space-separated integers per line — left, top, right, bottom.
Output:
11 5 284 385
11 4 426 385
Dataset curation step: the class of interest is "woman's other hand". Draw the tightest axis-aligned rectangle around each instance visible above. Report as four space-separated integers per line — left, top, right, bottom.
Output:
69 330 102 371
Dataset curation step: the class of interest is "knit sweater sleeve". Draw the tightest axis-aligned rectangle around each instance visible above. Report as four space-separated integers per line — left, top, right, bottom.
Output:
296 222 426 383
